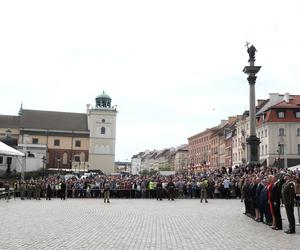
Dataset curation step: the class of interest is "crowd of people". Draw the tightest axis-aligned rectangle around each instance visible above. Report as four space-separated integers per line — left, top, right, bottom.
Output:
2 164 299 233
241 168 300 234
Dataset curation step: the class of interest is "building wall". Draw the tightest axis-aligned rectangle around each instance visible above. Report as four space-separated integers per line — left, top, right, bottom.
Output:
188 130 212 168
174 150 188 172
258 122 300 167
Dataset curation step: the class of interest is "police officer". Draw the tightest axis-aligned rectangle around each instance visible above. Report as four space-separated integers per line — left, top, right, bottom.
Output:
282 173 296 234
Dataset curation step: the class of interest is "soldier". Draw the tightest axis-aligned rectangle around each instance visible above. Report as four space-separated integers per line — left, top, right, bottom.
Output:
32 181 37 199
27 182 32 200
13 180 19 199
36 181 41 200
20 182 25 200
4 181 10 202
200 178 208 203
281 173 296 234
103 181 110 203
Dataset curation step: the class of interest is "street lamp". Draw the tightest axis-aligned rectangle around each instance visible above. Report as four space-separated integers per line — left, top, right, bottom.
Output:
42 156 47 180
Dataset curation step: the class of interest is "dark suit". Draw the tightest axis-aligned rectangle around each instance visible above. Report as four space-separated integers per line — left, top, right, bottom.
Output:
255 183 264 221
271 180 282 229
282 181 295 233
260 186 271 223
61 182 66 200
156 181 163 200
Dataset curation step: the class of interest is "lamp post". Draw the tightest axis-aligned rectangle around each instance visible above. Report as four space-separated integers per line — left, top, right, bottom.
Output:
42 156 46 180
243 43 261 166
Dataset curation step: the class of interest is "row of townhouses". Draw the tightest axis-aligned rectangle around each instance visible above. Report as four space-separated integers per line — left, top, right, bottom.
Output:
131 145 188 174
188 93 300 170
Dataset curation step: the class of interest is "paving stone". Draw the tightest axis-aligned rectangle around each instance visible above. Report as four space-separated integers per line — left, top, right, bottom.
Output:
0 199 299 250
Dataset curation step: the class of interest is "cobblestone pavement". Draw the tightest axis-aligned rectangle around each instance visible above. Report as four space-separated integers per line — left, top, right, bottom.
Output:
0 198 299 250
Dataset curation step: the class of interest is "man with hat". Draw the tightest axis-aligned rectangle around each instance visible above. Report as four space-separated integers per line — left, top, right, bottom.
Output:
281 173 296 234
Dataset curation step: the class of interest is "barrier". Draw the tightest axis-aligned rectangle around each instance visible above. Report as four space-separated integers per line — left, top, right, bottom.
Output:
296 194 300 226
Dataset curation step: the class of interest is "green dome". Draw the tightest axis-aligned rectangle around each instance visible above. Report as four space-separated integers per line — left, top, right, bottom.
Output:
95 91 112 108
96 91 111 100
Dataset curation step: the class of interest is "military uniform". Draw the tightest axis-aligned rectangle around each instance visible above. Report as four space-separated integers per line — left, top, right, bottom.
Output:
103 182 110 203
200 180 208 203
36 182 41 200
281 180 296 234
20 183 25 200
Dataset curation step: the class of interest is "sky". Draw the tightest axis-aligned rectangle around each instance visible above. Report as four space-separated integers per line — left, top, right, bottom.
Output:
1 0 300 161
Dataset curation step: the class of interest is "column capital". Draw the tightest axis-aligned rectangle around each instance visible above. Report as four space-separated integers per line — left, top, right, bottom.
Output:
247 75 257 85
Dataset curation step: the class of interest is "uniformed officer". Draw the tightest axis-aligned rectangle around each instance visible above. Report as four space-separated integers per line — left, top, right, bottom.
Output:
281 174 296 234
36 181 41 200
20 182 25 200
103 181 110 203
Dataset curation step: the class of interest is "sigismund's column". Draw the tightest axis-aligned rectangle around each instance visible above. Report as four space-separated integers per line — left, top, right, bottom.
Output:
243 44 261 165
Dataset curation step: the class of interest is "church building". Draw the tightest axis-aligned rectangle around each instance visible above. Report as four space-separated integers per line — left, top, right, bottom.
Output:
0 91 117 174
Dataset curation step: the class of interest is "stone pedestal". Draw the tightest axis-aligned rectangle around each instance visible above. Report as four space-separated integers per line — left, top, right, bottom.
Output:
246 135 260 165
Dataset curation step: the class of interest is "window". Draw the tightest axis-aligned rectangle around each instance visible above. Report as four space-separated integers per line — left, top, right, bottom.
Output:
102 119 106 123
277 111 285 118
63 152 68 165
75 140 81 147
279 128 285 136
32 138 38 144
295 112 300 118
265 130 267 137
265 145 268 155
0 156 3 164
278 144 284 155
74 155 80 162
101 127 106 135
298 144 300 155
54 139 60 146
297 128 300 136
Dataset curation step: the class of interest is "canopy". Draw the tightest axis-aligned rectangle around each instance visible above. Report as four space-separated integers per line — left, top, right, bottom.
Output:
288 165 300 172
0 141 24 156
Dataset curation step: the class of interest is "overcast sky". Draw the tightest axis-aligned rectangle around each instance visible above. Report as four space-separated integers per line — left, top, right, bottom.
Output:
1 0 299 161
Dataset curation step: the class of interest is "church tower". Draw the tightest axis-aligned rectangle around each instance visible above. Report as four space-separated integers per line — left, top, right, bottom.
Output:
87 91 117 174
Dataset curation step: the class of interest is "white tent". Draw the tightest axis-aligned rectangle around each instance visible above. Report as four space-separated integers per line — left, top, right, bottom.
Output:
0 141 24 156
288 165 300 172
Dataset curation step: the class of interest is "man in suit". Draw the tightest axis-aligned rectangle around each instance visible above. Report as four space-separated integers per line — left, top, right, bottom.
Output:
167 178 175 201
60 181 66 200
270 176 283 230
156 179 163 201
281 173 296 234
